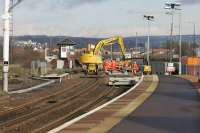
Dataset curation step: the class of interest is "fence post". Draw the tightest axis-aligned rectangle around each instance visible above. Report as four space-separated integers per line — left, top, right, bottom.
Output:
199 65 200 82
193 66 194 76
185 64 187 75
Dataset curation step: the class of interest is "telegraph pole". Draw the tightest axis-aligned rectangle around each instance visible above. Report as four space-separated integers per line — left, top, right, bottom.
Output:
144 15 154 66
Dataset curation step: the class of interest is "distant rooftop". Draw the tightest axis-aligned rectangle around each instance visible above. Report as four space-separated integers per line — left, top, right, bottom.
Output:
57 38 77 46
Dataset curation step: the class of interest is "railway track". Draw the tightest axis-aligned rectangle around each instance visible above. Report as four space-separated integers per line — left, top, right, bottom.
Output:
0 79 93 129
0 77 130 133
0 78 87 117
0 78 85 113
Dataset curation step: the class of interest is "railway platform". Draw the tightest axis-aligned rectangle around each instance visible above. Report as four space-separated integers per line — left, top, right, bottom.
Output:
50 75 200 133
109 76 200 133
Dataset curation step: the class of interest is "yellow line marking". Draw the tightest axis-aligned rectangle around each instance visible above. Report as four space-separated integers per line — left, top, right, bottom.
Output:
87 75 159 133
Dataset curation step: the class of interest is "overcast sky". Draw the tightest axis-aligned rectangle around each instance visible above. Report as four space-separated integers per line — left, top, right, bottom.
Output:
0 0 199 37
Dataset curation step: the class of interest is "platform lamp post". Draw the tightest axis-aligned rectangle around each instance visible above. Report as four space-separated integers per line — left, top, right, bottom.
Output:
1 0 22 92
165 2 181 63
178 12 182 75
186 21 196 56
135 32 138 54
144 15 154 66
192 23 196 56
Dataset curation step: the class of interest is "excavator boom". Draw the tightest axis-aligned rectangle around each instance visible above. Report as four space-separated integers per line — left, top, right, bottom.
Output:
93 36 126 57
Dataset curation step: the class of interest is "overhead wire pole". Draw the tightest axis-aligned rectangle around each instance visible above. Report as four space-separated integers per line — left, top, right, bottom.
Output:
144 15 154 66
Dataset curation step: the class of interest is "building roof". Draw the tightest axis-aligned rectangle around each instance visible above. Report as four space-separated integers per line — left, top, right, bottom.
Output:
57 38 77 46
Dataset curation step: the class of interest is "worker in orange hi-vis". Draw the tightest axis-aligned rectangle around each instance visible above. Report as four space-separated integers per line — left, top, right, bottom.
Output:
132 62 139 75
112 60 117 71
125 62 131 71
124 62 129 71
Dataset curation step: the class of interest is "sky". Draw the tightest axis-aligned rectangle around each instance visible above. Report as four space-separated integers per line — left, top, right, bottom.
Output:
0 0 200 37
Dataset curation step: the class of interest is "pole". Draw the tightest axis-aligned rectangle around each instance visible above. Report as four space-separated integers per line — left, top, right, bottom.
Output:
135 32 138 57
193 23 196 56
179 12 182 75
147 21 150 66
3 0 10 92
111 44 113 60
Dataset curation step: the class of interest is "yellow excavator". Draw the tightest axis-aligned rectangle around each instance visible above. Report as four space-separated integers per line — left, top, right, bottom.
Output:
79 36 126 75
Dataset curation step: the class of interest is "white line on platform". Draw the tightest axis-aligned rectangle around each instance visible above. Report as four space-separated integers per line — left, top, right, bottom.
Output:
48 75 144 133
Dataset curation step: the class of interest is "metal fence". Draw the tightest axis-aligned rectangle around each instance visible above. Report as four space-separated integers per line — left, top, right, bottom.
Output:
31 60 47 76
150 61 200 77
181 64 200 77
150 61 165 75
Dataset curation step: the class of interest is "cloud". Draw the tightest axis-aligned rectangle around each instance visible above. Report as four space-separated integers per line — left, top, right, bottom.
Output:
59 0 108 8
181 0 200 5
22 0 108 10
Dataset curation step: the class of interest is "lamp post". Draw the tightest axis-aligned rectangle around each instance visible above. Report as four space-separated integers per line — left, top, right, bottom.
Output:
193 23 196 56
144 15 154 66
165 2 181 63
135 32 138 57
179 12 182 75
187 22 196 56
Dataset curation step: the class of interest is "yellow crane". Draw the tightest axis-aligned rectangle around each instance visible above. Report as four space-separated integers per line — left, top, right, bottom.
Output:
79 36 126 75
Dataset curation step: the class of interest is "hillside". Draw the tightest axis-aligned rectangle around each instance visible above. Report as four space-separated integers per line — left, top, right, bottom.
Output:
0 35 199 49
